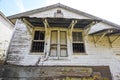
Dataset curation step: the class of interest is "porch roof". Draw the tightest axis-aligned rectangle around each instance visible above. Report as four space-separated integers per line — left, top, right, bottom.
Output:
90 28 120 35
21 17 101 29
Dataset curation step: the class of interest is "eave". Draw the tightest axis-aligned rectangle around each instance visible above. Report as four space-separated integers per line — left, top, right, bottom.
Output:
21 17 101 29
90 28 120 36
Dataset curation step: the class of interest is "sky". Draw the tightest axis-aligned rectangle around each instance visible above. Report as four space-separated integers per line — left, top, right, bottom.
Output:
0 0 120 25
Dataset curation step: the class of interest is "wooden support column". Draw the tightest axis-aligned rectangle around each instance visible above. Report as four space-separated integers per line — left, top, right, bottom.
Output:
43 19 50 29
92 35 97 47
107 35 112 48
84 21 98 42
69 20 77 31
111 35 120 44
84 21 96 36
22 18 33 35
108 35 120 44
95 32 107 44
107 34 120 48
43 19 49 59
68 20 77 56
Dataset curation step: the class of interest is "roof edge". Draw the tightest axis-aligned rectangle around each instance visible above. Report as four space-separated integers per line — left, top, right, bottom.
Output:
7 3 61 19
0 11 14 27
7 3 120 29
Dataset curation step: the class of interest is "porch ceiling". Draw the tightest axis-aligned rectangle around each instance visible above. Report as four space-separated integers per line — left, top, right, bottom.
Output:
21 17 101 29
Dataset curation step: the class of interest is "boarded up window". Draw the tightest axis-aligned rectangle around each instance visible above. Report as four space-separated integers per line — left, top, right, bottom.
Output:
31 31 45 52
72 32 85 53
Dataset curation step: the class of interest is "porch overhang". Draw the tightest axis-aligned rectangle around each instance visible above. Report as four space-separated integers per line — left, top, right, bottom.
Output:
21 17 101 29
90 28 120 45
90 28 120 35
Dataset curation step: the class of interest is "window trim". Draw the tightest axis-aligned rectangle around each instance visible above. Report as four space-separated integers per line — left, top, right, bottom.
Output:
30 29 45 54
72 30 86 54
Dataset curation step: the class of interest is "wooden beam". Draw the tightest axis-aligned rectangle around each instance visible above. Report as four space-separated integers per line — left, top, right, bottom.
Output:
84 21 96 36
111 35 120 44
69 20 77 30
107 35 112 48
84 21 97 29
43 19 50 29
22 18 34 28
95 29 113 44
22 18 33 35
84 21 98 43
95 31 107 43
92 35 97 47
43 19 50 59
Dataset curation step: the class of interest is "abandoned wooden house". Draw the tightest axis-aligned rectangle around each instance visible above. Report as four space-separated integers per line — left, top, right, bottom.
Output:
2 3 120 80
0 11 13 64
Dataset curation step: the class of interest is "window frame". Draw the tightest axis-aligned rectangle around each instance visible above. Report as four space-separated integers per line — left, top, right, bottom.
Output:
72 30 86 54
49 28 68 59
31 28 45 54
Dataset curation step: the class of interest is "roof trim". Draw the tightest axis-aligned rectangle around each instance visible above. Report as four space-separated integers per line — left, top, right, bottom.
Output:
0 11 14 29
0 11 14 26
7 3 120 29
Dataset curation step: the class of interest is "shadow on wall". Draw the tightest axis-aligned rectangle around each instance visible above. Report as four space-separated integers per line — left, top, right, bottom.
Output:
0 40 8 64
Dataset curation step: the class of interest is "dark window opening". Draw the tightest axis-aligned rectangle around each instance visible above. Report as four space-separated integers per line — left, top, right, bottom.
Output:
32 42 44 52
72 32 85 53
31 31 45 52
73 43 85 53
72 32 83 42
34 31 45 40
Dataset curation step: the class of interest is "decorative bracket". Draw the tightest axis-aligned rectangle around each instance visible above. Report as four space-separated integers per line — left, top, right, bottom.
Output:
43 19 50 29
22 18 33 35
84 21 97 36
69 20 77 31
108 35 120 45
93 30 112 46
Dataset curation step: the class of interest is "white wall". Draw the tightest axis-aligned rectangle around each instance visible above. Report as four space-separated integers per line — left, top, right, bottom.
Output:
0 14 13 63
29 8 89 19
